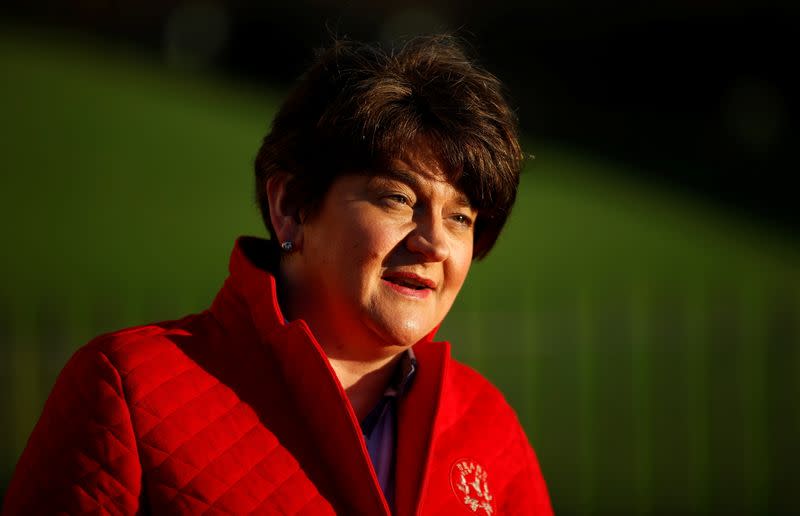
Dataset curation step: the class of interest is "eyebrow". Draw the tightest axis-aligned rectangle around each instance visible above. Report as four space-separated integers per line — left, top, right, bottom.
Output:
380 168 474 209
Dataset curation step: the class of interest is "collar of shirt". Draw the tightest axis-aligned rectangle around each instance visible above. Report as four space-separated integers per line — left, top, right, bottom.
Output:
359 348 417 509
360 348 417 439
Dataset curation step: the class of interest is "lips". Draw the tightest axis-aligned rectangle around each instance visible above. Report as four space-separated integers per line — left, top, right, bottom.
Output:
381 271 436 299
381 271 436 290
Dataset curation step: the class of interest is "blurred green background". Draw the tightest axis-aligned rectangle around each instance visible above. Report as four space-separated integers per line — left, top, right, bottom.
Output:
2 22 799 515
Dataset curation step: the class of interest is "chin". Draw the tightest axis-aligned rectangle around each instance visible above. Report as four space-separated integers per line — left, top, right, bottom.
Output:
366 314 432 349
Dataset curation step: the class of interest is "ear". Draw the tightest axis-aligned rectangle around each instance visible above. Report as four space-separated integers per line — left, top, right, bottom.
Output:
265 172 303 249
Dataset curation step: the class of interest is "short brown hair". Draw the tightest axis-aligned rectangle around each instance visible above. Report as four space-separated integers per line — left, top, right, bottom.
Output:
254 34 523 259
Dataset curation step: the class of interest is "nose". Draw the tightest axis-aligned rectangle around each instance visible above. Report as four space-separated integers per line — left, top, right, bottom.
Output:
406 215 449 262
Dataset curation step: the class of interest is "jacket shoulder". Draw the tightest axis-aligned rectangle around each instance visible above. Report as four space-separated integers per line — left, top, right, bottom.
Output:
83 312 212 371
86 313 203 354
3 311 222 515
0 321 185 514
78 312 226 407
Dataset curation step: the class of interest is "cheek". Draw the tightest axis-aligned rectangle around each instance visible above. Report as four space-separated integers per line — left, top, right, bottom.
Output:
345 221 399 290
451 238 474 279
449 261 471 293
354 216 405 261
444 247 473 298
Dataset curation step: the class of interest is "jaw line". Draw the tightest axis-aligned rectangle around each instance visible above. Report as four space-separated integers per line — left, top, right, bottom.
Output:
361 297 429 349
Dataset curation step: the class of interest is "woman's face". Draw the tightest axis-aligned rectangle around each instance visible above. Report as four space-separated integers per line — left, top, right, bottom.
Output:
286 145 476 358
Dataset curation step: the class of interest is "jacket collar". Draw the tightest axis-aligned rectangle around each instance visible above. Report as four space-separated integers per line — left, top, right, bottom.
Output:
210 237 449 516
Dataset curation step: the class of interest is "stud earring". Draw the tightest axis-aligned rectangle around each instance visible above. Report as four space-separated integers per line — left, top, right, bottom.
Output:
280 241 294 252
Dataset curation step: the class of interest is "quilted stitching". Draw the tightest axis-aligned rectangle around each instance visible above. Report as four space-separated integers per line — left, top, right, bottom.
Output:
246 464 305 513
107 332 179 373
155 484 223 514
73 482 124 516
150 406 252 489
96 326 331 514
206 442 284 512
295 492 329 516
162 420 262 502
129 362 203 410
0 344 145 514
137 381 235 453
67 352 141 513
72 449 135 515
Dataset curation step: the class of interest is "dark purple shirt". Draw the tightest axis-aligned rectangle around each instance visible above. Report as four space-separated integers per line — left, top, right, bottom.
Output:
360 349 417 510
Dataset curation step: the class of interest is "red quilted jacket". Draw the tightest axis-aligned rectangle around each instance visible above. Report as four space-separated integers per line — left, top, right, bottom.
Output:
4 238 552 515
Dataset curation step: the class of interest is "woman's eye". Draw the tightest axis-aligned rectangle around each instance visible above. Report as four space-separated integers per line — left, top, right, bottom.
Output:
386 194 410 205
452 214 474 227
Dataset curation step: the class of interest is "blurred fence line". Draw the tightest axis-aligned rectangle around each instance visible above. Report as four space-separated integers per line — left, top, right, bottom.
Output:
2 282 798 514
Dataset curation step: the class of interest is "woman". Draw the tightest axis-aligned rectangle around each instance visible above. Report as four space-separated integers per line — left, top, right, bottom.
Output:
4 35 552 515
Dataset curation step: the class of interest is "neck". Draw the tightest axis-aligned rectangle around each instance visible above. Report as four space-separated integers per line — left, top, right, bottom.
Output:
328 354 403 422
276 262 406 421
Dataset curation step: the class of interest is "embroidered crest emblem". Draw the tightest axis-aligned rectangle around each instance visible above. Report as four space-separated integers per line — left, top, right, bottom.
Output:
450 459 496 515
